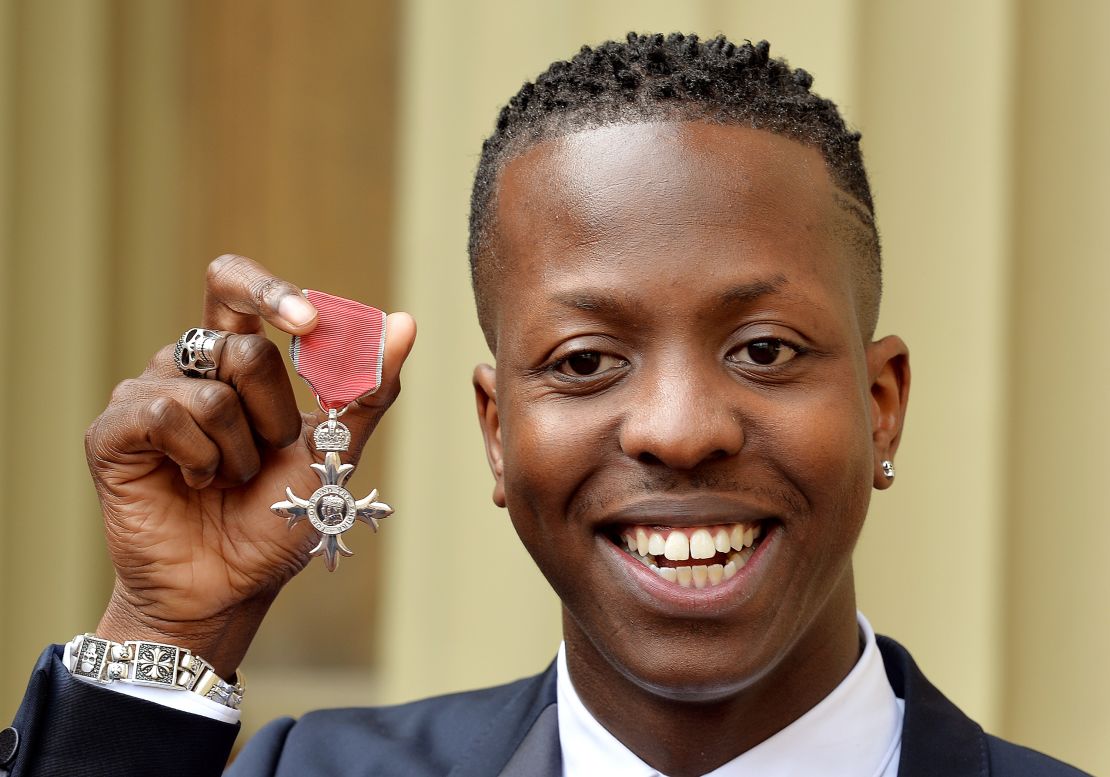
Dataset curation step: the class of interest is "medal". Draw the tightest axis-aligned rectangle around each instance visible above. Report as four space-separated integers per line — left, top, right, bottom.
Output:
270 290 393 571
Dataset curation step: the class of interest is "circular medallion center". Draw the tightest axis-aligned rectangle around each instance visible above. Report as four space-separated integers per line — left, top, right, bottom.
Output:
307 485 357 535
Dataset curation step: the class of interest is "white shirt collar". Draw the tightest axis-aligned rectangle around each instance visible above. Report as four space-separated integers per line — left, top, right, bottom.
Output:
557 612 904 777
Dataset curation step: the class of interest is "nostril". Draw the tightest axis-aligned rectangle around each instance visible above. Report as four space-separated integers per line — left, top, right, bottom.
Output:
637 449 730 466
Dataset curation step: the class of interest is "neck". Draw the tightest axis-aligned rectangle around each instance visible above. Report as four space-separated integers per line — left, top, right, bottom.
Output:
563 581 861 776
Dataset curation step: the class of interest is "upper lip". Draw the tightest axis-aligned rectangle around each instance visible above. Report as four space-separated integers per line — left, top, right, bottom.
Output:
598 494 773 528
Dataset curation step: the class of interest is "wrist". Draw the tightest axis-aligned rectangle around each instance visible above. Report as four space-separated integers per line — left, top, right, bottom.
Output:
98 583 275 678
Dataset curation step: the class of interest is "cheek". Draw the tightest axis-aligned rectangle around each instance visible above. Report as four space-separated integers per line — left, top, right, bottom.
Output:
766 381 874 549
501 395 615 514
498 403 595 602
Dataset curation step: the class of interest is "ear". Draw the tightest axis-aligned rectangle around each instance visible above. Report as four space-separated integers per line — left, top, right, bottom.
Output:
473 363 506 507
866 335 911 490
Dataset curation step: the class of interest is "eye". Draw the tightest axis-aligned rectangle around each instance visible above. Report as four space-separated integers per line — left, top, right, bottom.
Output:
729 338 800 367
554 351 627 377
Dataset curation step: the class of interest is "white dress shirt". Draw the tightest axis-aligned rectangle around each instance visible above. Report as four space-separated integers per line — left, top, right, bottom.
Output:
557 612 904 777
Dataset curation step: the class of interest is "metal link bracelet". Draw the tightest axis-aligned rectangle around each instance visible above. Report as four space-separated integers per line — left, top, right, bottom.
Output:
66 634 245 710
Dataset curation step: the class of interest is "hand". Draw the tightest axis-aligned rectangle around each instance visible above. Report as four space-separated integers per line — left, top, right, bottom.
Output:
86 255 416 676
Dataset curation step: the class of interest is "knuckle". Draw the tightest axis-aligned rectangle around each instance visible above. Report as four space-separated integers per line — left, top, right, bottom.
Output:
207 253 244 285
250 276 291 312
147 345 178 373
192 382 240 423
110 378 142 403
83 418 102 457
226 334 280 374
144 396 182 430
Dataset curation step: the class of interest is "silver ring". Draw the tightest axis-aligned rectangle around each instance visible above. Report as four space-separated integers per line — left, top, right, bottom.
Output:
174 328 225 378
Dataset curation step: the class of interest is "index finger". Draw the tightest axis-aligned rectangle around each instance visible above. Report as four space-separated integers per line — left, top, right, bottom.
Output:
203 254 318 335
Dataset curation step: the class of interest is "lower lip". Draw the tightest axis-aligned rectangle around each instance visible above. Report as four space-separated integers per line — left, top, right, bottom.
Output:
601 524 778 611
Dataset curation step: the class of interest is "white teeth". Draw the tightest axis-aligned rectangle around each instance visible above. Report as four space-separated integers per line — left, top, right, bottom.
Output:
664 532 690 561
691 565 709 589
623 523 761 559
714 529 731 553
622 521 764 590
689 529 715 560
676 567 693 588
730 525 745 551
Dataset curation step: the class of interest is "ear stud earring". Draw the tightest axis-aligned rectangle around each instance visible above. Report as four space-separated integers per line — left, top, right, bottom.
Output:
881 460 895 479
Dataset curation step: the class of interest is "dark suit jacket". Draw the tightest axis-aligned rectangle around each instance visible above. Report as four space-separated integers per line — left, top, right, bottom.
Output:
3 637 1089 776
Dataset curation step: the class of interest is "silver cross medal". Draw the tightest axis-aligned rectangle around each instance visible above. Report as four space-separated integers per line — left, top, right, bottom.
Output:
270 409 393 571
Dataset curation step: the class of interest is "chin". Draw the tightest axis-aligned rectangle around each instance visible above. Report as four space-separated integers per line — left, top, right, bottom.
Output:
564 602 792 702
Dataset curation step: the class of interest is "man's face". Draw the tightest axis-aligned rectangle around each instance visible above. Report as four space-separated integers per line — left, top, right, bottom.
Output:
474 122 907 711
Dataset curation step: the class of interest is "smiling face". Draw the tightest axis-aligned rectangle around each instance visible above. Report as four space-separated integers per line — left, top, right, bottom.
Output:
473 121 909 769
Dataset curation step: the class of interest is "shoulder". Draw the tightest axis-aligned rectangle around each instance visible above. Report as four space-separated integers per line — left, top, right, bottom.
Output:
230 666 557 776
876 636 1091 777
985 736 1093 777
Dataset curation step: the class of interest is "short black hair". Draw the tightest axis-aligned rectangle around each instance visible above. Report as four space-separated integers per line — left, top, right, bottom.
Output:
469 33 881 345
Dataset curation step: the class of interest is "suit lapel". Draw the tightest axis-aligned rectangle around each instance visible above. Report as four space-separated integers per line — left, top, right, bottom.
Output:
497 704 561 777
878 636 990 777
450 663 559 777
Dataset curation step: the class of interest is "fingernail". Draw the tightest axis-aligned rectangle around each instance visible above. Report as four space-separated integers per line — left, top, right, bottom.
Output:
279 294 315 327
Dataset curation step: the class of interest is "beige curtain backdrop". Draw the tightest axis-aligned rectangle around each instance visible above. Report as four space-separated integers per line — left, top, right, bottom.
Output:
1 1 1106 772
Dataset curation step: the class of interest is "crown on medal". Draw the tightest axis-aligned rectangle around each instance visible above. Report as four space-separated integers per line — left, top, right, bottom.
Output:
314 420 351 452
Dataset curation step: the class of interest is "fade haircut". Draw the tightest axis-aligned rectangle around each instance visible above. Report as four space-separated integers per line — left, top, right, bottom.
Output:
468 33 881 346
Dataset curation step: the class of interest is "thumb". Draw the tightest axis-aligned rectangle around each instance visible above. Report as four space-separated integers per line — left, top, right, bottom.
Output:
325 311 417 461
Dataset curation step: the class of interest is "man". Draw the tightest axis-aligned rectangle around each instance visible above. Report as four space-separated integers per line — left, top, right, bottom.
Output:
1 33 1087 776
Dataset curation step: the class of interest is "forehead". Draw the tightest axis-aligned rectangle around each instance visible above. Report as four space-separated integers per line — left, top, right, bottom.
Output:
489 121 860 336
498 121 838 236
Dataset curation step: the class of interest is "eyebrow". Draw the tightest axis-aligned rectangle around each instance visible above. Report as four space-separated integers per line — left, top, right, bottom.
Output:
550 291 648 318
719 276 788 306
550 276 789 316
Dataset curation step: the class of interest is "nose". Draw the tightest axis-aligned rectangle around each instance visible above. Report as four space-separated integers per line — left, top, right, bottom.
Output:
618 362 744 470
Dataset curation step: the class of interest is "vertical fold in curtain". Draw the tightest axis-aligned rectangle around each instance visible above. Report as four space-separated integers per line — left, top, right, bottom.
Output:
0 0 115 708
